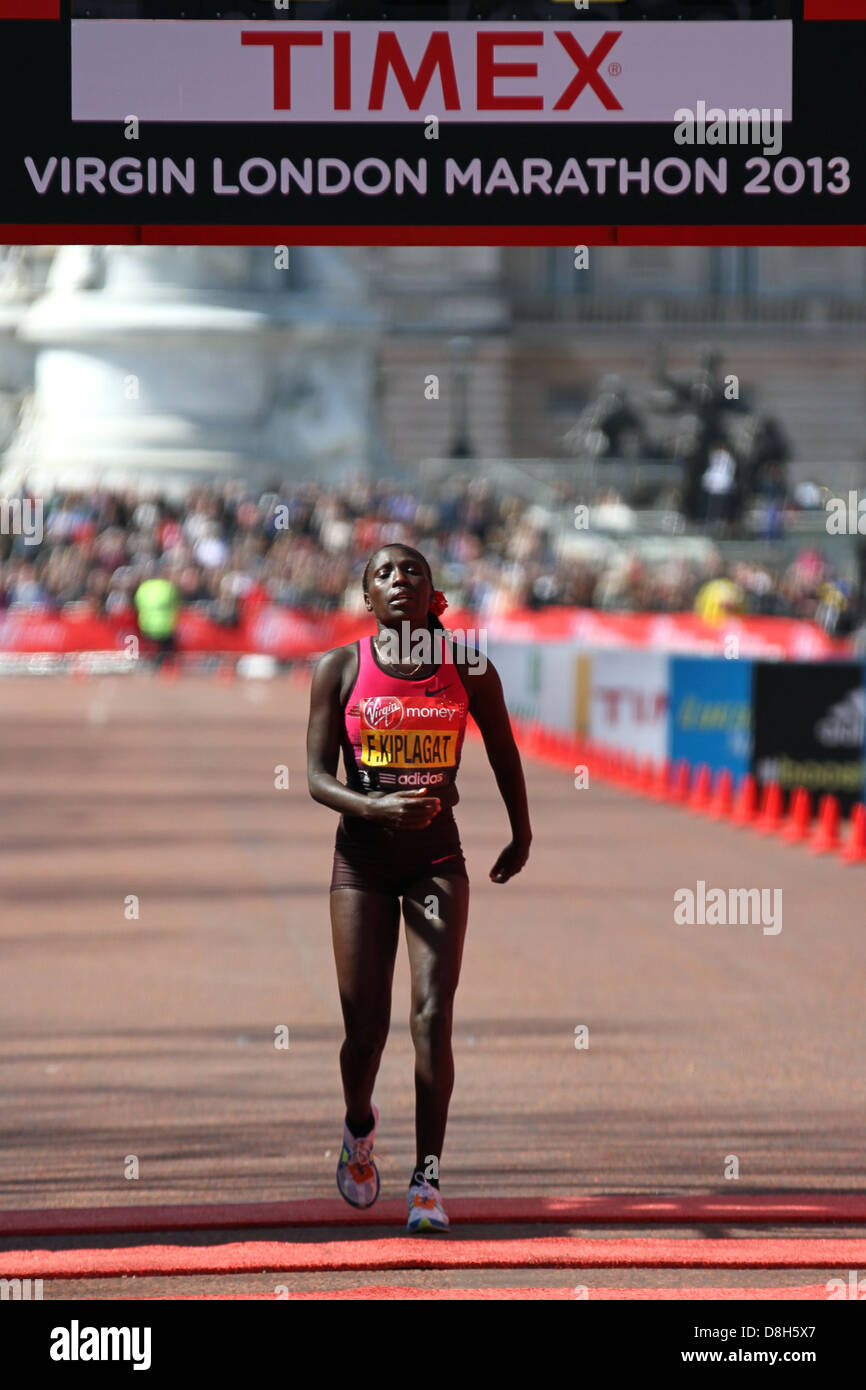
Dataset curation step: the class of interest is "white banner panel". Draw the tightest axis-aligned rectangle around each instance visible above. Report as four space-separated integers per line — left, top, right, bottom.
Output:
71 21 792 125
486 640 578 733
588 650 669 759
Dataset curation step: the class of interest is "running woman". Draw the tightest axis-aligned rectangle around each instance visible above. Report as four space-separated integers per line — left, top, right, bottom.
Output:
306 543 532 1232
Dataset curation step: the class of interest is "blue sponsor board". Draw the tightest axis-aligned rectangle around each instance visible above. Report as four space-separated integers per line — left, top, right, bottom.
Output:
669 657 753 778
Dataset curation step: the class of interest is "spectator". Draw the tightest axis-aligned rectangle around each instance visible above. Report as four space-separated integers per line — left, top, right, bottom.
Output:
134 561 181 669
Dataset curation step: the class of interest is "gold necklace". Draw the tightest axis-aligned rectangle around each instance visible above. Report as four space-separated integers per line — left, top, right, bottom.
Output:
375 635 423 677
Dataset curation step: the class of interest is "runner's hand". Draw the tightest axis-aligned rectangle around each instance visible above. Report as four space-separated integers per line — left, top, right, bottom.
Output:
489 837 530 884
366 788 442 829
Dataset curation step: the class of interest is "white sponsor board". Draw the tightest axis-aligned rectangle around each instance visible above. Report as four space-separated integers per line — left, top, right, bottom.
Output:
486 640 577 733
588 650 669 759
71 22 792 126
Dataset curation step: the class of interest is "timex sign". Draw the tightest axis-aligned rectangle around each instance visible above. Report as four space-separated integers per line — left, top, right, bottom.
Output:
70 20 792 125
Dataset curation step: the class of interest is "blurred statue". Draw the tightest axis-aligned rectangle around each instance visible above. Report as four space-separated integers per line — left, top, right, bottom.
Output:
563 374 646 460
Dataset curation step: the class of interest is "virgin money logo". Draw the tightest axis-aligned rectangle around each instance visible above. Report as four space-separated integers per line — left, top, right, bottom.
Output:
364 696 403 731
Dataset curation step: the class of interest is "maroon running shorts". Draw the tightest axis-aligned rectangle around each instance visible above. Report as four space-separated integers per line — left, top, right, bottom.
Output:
330 812 468 895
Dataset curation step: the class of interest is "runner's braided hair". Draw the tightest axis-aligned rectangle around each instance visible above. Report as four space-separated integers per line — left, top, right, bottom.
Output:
362 544 446 633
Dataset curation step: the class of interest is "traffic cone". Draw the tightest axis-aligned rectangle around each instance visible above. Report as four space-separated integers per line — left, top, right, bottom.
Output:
669 760 691 804
707 768 734 820
556 730 574 766
731 774 758 827
755 781 785 835
781 787 812 844
809 794 841 855
637 756 655 795
841 803 866 864
623 750 640 789
649 758 672 802
689 763 713 812
542 726 557 763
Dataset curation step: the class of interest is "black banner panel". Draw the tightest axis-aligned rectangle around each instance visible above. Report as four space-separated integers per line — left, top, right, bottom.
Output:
0 5 863 242
752 661 866 814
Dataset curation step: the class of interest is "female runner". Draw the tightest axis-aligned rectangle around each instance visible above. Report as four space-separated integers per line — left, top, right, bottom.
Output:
306 543 531 1231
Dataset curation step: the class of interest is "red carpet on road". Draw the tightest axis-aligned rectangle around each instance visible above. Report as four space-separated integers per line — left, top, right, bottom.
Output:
5 1237 866 1279
121 1285 835 1301
5 1192 866 1237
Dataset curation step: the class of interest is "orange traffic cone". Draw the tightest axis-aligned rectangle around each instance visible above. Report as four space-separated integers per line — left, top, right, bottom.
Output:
755 782 785 835
841 803 866 864
689 764 713 812
669 760 691 804
637 756 655 795
809 794 841 855
649 758 672 802
555 730 574 766
707 768 734 820
731 774 758 827
781 787 812 844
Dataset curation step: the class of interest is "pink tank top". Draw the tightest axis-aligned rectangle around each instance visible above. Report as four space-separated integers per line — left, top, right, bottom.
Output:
342 636 469 796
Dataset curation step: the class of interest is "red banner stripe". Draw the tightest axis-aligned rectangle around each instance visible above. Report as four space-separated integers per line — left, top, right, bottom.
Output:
1 224 866 248
0 1 60 16
805 0 866 17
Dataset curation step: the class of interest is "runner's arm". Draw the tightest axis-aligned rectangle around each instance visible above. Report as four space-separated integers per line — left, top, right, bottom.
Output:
466 656 532 879
307 649 381 820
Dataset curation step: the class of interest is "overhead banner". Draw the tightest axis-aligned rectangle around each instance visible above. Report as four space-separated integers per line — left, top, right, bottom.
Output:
0 11 862 241
70 22 791 126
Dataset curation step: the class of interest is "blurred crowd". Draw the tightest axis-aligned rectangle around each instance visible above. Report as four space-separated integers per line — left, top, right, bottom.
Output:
0 475 860 637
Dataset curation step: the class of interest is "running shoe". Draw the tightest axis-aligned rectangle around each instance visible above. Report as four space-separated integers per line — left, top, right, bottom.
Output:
407 1176 449 1232
336 1104 380 1209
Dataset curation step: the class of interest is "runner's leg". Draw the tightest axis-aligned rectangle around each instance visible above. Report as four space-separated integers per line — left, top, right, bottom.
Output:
330 887 401 1132
402 872 470 1179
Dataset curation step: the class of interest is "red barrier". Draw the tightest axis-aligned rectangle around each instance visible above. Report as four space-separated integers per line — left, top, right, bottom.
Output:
0 604 852 658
